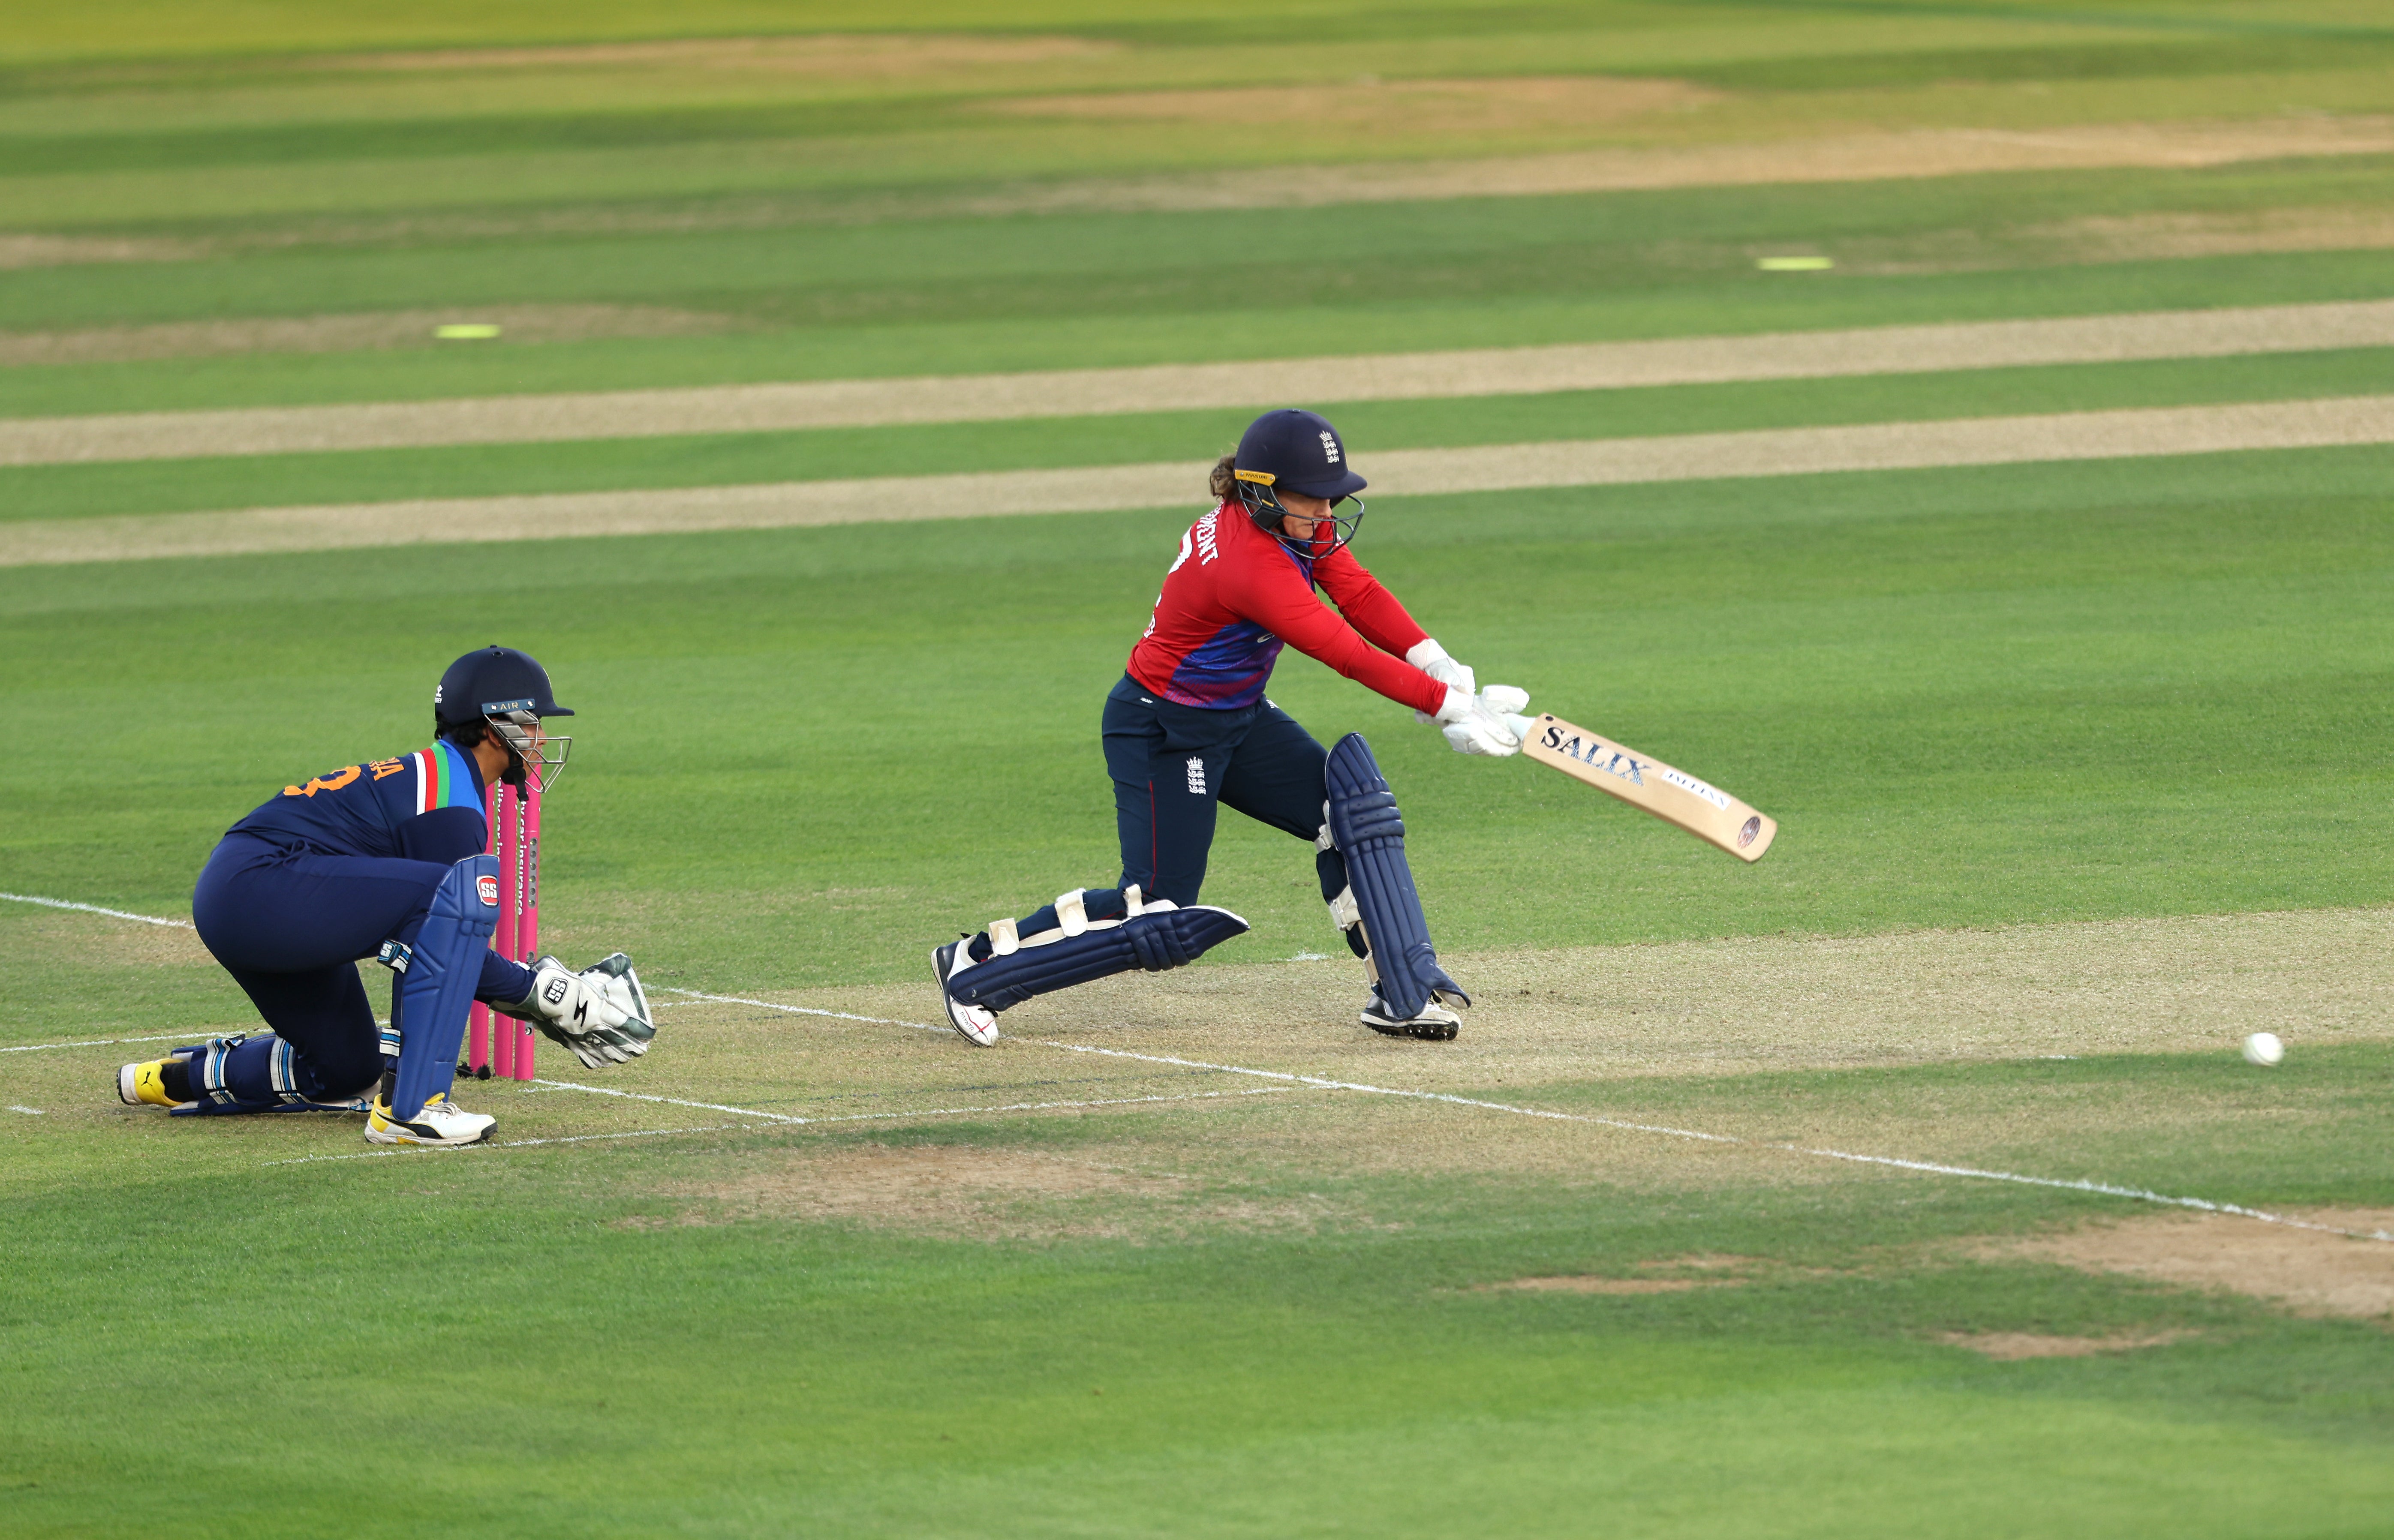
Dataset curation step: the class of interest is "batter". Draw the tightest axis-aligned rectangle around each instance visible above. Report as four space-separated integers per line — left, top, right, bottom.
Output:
931 408 1532 1046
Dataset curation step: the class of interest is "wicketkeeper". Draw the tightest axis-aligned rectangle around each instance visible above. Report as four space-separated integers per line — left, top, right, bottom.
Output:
116 646 656 1145
932 408 1532 1045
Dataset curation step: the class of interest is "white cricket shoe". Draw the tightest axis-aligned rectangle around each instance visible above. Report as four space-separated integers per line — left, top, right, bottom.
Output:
1361 991 1462 1042
364 1091 496 1146
931 937 1000 1047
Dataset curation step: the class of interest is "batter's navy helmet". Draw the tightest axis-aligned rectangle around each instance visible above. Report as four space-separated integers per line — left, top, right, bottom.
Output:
1230 408 1367 555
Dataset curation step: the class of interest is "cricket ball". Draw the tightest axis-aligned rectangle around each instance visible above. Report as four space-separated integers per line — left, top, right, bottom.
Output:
2241 1032 2284 1068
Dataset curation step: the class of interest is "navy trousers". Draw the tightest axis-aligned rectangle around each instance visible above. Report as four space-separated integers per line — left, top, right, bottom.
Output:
191 834 523 1102
1103 675 1338 905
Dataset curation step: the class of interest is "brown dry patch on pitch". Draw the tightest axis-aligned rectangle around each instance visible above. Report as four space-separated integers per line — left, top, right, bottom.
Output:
1983 1210 2394 1323
0 305 737 366
327 33 1122 78
994 75 1717 134
1934 1330 2197 1359
1829 206 2394 276
625 1140 1347 1241
0 234 200 270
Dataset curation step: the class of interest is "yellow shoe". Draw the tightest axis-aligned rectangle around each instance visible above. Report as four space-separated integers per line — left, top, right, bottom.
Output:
117 1057 192 1108
364 1091 495 1147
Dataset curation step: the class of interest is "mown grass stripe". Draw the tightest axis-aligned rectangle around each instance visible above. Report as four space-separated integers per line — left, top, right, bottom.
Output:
8 300 2391 467
12 346 2387 525
6 394 2388 567
12 116 2394 238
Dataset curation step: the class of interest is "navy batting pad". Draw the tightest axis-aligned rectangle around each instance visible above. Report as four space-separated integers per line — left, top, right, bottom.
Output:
949 906 1248 1013
1324 733 1468 1021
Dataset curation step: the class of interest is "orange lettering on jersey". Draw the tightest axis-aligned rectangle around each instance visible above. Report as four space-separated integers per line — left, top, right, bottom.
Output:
370 759 406 781
285 765 362 799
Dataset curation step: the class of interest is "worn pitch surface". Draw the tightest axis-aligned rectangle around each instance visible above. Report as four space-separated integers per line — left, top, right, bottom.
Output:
12 902 2390 1196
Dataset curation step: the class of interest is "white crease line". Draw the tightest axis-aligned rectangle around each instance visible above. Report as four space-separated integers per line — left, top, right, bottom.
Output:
663 985 2394 1244
530 1076 1292 1128
8 1105 46 1115
1 892 192 927
530 1077 806 1123
262 1086 1295 1165
4 1031 206 1054
1777 1146 2393 1239
664 988 946 1030
262 1121 750 1165
1036 1042 2394 1244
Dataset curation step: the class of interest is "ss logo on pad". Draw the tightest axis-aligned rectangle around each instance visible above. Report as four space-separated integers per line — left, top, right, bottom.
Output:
477 875 499 906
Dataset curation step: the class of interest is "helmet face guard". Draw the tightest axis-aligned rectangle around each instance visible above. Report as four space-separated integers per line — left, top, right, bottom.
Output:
436 646 574 793
1233 468 1365 559
483 705 571 792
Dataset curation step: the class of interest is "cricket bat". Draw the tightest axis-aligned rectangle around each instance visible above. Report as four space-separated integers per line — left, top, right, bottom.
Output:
1520 713 1777 862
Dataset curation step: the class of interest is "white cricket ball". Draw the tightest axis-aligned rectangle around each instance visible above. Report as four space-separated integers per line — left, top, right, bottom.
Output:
2241 1032 2284 1067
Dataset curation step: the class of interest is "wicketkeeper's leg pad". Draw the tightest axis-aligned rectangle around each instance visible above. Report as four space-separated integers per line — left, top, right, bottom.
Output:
1323 732 1468 1021
387 855 500 1121
946 887 1248 1014
172 1033 300 1115
166 1032 377 1116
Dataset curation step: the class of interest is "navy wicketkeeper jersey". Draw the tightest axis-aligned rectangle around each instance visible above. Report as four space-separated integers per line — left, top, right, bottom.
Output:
226 739 490 865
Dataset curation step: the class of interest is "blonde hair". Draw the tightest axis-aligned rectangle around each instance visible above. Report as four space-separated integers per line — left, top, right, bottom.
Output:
1209 452 1238 503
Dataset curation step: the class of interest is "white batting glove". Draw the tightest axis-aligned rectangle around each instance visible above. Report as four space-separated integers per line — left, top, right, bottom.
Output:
1434 685 1532 756
1409 639 1477 724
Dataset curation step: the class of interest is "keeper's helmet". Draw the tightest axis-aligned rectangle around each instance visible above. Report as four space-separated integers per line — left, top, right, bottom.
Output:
434 645 574 790
1230 408 1368 557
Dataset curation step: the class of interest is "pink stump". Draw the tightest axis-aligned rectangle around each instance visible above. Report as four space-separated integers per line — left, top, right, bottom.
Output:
466 791 498 1076
490 782 520 1080
512 778 542 1080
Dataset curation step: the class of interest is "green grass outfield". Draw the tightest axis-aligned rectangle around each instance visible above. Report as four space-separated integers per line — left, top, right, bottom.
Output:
3 3 2391 1535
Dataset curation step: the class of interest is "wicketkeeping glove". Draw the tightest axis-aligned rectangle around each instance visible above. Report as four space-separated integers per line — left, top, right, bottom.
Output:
500 952 657 1069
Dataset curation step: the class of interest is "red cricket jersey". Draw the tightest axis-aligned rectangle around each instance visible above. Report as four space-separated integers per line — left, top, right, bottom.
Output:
1125 501 1447 714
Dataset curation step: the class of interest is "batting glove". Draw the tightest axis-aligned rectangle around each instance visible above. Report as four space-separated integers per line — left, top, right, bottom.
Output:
1435 685 1531 756
1409 639 1478 724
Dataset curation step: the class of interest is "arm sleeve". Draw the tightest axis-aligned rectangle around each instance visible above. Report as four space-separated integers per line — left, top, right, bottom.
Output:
1314 547 1430 659
394 805 488 865
1227 558 1447 715
477 953 535 1008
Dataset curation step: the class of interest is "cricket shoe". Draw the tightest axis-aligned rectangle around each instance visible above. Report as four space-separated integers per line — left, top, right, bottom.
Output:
117 1051 197 1109
1360 991 1462 1042
364 1092 496 1146
931 937 1001 1047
